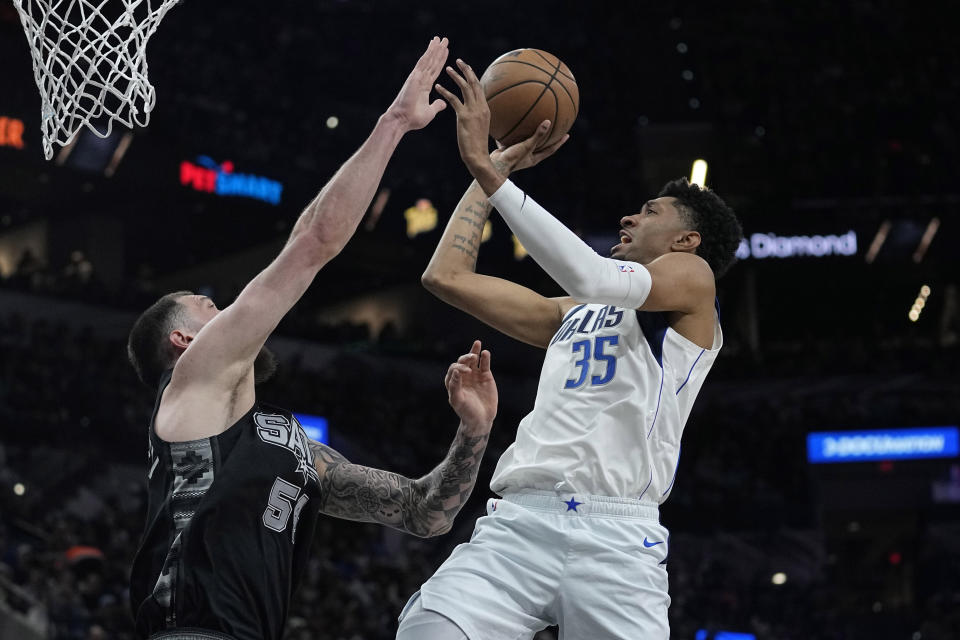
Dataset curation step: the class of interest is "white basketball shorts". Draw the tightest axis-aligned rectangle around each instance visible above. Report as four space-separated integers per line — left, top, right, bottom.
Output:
398 491 671 640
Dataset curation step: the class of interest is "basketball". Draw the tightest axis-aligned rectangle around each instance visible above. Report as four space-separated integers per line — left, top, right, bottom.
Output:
479 49 579 150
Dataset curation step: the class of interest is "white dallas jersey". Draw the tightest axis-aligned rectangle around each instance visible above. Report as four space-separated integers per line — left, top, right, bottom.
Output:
491 302 722 502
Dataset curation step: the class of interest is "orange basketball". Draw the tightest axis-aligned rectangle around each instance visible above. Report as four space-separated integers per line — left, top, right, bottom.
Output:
479 49 579 150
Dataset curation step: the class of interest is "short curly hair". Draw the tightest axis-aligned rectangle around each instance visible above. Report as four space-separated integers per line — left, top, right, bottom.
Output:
658 178 743 278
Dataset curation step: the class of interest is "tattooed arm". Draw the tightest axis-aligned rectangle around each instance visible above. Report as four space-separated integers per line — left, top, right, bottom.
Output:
309 341 498 538
420 168 572 349
426 60 573 348
309 429 489 537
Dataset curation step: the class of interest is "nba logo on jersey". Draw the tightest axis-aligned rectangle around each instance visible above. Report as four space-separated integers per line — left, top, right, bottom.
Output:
617 263 635 272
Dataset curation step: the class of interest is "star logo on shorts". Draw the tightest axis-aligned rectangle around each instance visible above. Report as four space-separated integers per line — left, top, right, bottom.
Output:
564 497 582 512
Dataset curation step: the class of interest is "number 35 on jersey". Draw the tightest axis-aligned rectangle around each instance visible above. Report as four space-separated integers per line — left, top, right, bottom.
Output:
550 304 625 390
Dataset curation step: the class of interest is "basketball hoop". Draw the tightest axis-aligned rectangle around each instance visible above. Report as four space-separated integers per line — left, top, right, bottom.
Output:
12 0 183 160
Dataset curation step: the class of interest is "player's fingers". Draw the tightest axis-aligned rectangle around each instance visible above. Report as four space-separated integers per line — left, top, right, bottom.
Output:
425 37 449 78
534 120 552 141
448 364 470 391
479 349 492 373
532 133 570 163
444 365 455 388
457 59 483 95
456 59 483 99
457 352 479 365
515 120 551 152
416 36 440 69
445 65 470 96
434 84 463 110
471 340 482 356
454 61 487 110
446 362 470 386
444 67 481 109
429 99 447 116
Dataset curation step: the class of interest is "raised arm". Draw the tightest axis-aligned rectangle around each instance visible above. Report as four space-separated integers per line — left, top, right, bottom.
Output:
310 342 497 537
426 70 575 348
435 58 714 316
421 177 573 348
158 38 449 441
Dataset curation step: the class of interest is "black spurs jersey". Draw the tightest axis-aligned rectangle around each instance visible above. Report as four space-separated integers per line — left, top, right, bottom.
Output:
130 370 323 640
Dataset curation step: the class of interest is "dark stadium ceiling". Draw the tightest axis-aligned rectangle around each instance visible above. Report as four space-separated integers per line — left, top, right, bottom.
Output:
0 0 955 282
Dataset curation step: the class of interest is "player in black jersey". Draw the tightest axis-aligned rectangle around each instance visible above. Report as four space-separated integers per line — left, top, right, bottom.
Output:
124 37 498 640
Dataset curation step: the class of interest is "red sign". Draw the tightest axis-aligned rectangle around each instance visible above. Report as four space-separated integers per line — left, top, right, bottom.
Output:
0 116 25 149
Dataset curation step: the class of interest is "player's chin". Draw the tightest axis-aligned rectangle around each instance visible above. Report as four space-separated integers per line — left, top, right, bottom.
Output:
610 244 625 258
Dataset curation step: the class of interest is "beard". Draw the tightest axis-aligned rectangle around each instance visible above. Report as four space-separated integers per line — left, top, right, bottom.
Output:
254 345 278 385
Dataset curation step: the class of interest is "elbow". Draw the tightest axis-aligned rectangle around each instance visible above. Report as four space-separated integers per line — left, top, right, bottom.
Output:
421 269 455 297
420 270 440 293
309 231 347 263
286 230 336 270
402 513 451 539
422 522 452 538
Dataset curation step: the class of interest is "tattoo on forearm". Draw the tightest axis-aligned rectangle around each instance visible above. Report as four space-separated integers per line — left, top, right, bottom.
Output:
453 244 477 261
452 232 476 259
464 201 492 221
309 430 490 537
450 199 493 266
451 244 478 259
458 215 484 231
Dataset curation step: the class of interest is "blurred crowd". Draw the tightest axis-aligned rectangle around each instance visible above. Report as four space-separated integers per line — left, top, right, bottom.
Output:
1 298 958 639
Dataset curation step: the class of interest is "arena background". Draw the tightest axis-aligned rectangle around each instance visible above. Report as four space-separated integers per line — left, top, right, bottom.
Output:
1 1 958 638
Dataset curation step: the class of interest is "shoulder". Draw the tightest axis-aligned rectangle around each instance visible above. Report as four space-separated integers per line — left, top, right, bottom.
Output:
644 252 715 310
647 251 714 281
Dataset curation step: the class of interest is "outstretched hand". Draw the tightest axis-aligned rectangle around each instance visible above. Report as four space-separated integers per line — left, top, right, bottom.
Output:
445 340 497 433
385 36 450 132
433 59 493 172
435 59 570 194
491 123 569 173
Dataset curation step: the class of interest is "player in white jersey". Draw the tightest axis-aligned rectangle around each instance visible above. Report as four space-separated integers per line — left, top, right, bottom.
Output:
395 60 743 639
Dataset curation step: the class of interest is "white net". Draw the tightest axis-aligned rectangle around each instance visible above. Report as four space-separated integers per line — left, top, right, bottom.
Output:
13 0 182 159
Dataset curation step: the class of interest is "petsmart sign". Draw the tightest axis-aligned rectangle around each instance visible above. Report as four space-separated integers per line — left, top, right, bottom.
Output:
180 156 283 205
736 231 857 259
807 426 959 464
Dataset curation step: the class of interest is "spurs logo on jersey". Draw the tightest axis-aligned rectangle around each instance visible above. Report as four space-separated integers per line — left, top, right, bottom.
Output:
254 412 320 485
